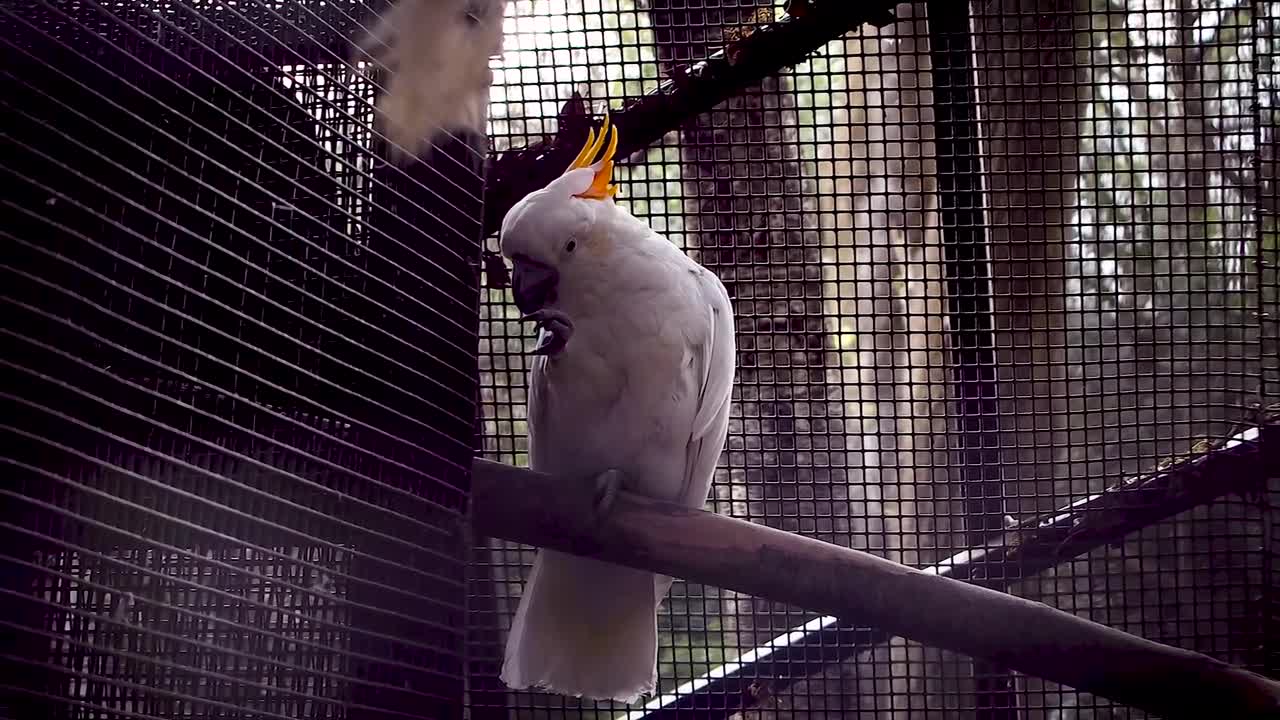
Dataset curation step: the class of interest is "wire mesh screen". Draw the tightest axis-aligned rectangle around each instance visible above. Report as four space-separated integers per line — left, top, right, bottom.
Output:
472 1 1276 718
1257 0 1280 686
1 1 484 718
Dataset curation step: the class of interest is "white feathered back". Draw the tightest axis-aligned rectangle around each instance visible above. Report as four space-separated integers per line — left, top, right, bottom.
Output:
498 116 736 705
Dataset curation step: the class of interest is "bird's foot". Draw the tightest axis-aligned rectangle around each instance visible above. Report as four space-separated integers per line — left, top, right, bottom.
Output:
593 469 624 519
522 308 574 356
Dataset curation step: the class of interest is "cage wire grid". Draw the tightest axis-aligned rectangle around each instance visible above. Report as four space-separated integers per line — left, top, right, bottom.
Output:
473 0 1275 718
0 0 1274 719
1 0 486 717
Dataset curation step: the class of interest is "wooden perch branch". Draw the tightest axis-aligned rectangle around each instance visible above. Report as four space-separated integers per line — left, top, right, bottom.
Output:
481 0 900 237
470 429 1280 719
618 422 1279 718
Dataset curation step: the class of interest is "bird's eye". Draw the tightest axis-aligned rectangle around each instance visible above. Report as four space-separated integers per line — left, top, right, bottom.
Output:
565 239 577 253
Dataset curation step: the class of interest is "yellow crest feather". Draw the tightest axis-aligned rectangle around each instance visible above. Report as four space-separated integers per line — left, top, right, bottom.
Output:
564 111 619 200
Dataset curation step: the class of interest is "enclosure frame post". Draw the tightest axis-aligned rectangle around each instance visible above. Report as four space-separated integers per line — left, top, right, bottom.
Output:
924 1 1018 716
1256 0 1280 679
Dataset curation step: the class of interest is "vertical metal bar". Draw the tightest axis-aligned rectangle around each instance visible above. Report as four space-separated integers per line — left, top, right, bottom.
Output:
351 131 483 720
1254 0 1280 679
925 2 1016 717
458 131 514 720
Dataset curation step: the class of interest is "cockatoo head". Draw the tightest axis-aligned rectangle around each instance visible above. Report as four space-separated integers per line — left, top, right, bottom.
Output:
499 114 621 314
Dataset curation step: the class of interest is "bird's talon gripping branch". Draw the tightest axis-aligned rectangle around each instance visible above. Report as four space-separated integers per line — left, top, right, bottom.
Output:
522 309 574 356
593 469 624 520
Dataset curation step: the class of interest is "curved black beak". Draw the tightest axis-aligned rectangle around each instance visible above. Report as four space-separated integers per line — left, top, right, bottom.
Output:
511 256 559 314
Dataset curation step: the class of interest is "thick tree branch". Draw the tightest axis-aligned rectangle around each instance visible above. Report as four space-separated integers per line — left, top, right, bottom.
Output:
469 423 1280 719
620 422 1278 718
481 0 900 237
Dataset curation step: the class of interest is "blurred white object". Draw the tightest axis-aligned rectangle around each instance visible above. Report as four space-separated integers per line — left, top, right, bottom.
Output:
355 0 506 160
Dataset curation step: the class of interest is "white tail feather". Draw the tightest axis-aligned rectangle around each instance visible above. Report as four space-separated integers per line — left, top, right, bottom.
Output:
502 549 673 704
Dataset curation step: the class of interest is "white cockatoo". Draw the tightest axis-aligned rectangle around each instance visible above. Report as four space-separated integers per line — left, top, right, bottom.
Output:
498 115 736 703
355 0 506 159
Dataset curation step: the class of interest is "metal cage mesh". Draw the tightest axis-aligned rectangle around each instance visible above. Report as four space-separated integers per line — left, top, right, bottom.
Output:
1 0 484 718
472 1 1276 718
1 0 1276 719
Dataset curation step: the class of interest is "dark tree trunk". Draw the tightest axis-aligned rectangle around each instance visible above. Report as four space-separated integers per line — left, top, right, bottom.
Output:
642 0 837 690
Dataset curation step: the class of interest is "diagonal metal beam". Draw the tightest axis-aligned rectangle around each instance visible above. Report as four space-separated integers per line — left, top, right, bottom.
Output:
479 0 901 237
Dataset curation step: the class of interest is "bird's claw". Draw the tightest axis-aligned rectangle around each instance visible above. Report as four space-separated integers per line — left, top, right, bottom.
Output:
522 309 574 356
593 469 624 519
